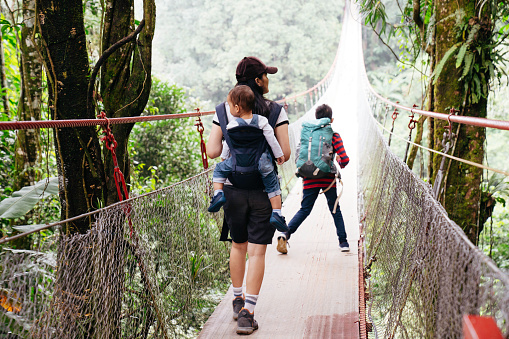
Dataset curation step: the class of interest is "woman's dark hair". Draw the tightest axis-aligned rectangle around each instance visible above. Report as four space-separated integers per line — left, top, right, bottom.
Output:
315 104 333 120
237 74 271 118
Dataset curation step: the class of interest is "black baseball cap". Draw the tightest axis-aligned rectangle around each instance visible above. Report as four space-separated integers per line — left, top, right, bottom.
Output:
236 56 278 82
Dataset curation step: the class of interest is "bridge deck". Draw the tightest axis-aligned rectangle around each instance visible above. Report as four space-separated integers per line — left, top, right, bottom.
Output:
199 162 360 338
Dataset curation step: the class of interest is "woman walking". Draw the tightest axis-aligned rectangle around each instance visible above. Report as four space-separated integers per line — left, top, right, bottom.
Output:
207 56 290 335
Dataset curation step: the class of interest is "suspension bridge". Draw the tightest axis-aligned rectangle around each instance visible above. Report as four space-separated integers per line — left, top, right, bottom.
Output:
1 2 508 338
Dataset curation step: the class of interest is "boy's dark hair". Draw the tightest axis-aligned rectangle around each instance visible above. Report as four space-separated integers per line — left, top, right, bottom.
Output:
228 85 255 112
315 104 333 119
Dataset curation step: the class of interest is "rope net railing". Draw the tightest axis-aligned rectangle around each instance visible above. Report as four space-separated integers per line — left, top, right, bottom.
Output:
0 169 233 338
358 88 509 338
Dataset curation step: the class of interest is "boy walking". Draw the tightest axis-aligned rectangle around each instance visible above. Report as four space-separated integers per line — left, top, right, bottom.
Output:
277 104 350 254
208 85 289 232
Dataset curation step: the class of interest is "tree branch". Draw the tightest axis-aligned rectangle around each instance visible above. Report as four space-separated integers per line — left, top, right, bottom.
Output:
87 19 145 116
372 27 426 77
413 0 424 31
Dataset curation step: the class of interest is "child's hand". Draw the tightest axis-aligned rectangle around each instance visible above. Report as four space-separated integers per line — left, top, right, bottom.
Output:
276 155 285 165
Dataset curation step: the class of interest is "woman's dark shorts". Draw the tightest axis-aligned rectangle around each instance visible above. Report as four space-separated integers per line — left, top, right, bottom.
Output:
223 185 275 244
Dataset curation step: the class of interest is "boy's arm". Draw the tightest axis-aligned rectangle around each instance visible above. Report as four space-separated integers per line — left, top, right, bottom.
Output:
333 132 349 168
259 117 284 159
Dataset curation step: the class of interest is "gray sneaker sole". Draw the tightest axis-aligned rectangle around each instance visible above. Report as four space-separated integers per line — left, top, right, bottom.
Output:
236 325 258 335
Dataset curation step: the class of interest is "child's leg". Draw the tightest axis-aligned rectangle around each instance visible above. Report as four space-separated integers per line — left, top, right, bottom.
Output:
213 182 224 191
269 194 282 210
209 160 232 212
212 159 233 185
258 152 281 207
262 172 281 212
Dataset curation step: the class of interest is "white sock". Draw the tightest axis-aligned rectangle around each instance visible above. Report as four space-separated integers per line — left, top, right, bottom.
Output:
273 209 282 216
245 294 258 313
233 286 243 298
214 189 224 196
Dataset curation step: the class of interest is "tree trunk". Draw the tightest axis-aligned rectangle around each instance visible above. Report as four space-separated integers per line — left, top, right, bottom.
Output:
432 0 487 244
35 0 156 336
37 0 105 234
10 0 43 249
97 2 156 337
100 0 155 206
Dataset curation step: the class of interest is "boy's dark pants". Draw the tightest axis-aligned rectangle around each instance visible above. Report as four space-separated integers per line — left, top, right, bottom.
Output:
288 186 347 243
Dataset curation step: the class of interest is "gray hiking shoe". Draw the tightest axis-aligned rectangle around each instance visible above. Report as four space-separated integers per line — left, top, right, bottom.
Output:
236 308 259 335
232 296 245 320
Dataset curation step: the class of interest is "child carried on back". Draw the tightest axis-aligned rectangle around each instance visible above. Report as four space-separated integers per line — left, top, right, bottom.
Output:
208 85 289 232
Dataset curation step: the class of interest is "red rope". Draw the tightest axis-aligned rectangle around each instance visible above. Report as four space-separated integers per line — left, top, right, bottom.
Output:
98 111 134 237
194 108 209 169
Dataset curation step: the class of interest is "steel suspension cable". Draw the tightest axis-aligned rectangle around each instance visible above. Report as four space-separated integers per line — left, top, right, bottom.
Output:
0 110 215 130
366 81 509 131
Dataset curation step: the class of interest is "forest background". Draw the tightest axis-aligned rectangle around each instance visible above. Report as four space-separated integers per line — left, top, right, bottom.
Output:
0 0 508 265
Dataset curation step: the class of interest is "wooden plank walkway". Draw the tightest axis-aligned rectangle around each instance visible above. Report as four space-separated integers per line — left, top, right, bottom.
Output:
199 161 360 338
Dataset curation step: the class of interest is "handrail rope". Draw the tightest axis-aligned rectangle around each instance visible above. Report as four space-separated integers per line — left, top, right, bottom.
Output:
0 110 215 131
0 167 214 245
366 81 509 131
373 118 509 177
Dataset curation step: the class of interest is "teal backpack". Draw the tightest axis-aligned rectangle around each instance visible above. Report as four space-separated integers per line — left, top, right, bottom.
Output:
296 117 335 178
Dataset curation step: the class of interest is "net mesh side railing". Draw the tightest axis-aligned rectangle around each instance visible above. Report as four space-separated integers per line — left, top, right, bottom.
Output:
358 91 509 338
1 169 231 338
0 121 303 339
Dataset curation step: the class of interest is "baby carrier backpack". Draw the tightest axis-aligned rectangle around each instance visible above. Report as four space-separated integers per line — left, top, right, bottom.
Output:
296 117 335 179
216 102 281 190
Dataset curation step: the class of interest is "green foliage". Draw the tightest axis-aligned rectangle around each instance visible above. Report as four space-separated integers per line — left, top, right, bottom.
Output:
358 0 427 69
0 177 59 219
481 207 509 270
152 0 343 105
83 0 103 62
129 79 204 189
432 43 461 84
0 14 21 113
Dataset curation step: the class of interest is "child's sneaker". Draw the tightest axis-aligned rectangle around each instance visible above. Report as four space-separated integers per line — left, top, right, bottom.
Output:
207 191 226 212
232 296 245 320
340 241 350 252
269 212 289 233
236 308 259 334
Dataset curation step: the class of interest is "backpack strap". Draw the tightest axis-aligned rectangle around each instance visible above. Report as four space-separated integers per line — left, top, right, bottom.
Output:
268 102 282 128
266 103 282 169
216 102 232 149
216 102 237 167
216 103 233 242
